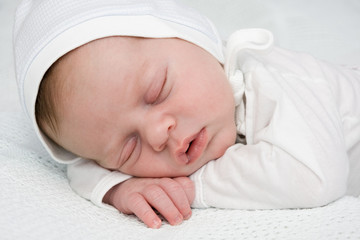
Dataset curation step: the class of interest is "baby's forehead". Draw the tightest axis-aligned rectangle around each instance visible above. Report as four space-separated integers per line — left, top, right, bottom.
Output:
55 36 220 93
61 36 139 62
53 37 144 88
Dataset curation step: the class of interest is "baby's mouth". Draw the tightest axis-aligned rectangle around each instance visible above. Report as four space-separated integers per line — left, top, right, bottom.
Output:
176 128 208 165
185 141 192 153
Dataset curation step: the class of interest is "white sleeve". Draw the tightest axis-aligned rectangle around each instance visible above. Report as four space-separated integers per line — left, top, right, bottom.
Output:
67 158 132 210
190 48 349 209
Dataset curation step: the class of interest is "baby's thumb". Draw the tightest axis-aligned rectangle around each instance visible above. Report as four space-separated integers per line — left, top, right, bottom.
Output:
173 177 195 205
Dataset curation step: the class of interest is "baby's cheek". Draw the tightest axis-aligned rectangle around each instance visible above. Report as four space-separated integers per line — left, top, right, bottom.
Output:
95 159 113 170
215 127 237 158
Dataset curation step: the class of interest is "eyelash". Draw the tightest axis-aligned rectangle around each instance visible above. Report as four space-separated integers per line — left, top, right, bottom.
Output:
147 69 168 104
121 135 138 164
153 78 166 104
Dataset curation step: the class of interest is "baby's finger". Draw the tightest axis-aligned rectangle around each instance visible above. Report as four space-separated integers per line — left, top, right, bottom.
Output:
173 177 195 205
127 192 162 229
159 178 192 220
143 184 184 226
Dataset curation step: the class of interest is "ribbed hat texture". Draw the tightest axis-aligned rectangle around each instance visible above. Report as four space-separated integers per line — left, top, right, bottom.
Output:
13 0 224 163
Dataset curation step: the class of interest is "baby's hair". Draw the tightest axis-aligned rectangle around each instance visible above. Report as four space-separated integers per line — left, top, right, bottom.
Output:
35 58 63 138
35 43 88 139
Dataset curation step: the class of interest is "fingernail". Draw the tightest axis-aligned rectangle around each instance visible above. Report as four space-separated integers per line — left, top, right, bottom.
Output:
152 219 162 229
173 215 183 225
184 211 192 220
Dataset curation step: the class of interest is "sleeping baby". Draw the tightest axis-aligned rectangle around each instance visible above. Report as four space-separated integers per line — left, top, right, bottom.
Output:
14 0 360 228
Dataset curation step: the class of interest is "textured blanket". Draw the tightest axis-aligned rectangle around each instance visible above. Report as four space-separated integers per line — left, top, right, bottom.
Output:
1 112 360 240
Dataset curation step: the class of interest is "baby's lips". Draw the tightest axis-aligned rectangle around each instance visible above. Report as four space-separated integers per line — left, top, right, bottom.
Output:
186 128 207 164
176 152 190 165
174 128 207 165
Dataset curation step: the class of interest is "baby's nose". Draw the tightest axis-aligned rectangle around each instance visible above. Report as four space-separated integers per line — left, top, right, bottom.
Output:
144 114 176 152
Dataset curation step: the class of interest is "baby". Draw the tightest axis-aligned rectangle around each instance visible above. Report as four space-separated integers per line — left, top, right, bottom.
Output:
14 0 360 229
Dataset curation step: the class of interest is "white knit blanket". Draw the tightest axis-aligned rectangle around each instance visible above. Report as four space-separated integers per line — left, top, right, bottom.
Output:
1 113 360 240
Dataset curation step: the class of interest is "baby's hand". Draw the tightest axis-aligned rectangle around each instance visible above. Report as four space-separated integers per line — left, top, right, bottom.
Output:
103 177 195 228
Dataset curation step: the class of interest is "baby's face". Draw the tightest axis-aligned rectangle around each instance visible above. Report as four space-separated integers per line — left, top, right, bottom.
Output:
51 37 236 177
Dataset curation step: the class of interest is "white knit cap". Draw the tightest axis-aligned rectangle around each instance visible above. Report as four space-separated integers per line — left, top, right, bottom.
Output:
13 0 224 163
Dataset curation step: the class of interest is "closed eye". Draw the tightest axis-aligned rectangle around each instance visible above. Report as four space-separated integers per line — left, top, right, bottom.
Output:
119 135 138 166
145 68 168 104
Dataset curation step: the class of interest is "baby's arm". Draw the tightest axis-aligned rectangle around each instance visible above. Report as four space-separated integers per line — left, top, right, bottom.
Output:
190 47 351 209
190 106 348 209
191 140 348 209
67 159 194 228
